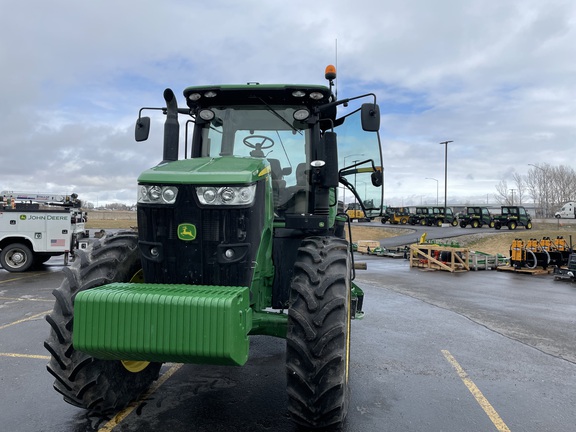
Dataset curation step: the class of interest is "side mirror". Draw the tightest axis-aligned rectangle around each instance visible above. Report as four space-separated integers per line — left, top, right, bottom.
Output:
361 103 380 132
135 116 151 142
371 170 383 187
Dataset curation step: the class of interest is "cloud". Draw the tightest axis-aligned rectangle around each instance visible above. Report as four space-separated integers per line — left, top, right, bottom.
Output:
1 0 575 207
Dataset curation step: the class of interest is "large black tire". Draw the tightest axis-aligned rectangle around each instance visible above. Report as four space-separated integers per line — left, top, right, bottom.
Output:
44 231 161 414
0 243 34 272
286 237 351 429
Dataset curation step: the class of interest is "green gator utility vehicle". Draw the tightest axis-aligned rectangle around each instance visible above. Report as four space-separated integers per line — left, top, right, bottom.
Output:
44 66 383 429
458 206 495 228
493 205 533 230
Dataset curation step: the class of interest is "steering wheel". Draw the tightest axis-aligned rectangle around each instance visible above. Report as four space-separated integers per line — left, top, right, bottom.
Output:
243 135 275 157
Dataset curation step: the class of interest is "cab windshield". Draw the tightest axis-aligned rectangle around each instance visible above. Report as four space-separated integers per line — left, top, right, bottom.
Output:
200 106 310 191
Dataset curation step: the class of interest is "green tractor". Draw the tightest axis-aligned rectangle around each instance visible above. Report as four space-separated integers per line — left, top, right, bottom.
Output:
44 67 383 429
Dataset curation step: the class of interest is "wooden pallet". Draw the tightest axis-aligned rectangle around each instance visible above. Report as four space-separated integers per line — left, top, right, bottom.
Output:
496 265 553 275
409 244 469 272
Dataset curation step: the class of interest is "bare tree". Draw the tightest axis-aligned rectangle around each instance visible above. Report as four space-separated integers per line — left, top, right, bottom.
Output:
512 171 525 204
494 180 510 205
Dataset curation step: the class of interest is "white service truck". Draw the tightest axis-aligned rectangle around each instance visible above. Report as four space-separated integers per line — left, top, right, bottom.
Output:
555 202 576 219
0 191 88 272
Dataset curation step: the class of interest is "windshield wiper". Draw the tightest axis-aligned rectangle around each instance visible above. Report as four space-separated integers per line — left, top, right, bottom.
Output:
257 97 303 135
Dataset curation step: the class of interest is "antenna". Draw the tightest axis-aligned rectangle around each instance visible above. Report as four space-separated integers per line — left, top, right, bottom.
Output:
335 38 338 100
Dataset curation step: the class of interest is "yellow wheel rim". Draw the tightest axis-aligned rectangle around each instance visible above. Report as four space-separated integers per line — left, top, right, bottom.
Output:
130 269 145 283
121 360 150 373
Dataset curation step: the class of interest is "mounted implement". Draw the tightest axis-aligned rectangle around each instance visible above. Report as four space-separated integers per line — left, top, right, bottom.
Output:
45 66 383 429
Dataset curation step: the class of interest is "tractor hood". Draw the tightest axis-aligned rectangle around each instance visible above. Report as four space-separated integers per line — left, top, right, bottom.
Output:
138 157 269 185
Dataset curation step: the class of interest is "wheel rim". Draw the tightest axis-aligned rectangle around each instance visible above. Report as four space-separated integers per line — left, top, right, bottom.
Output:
121 360 151 373
6 249 28 269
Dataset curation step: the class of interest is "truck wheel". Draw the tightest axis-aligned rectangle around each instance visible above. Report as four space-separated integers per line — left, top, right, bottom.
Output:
44 231 161 415
471 220 480 228
0 243 34 272
489 221 495 228
459 221 467 228
287 236 351 429
451 219 458 227
436 219 443 227
508 221 517 230
525 221 533 230
400 217 408 225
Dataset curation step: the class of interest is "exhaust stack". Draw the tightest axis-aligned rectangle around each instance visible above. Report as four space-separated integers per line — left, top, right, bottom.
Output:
162 88 179 162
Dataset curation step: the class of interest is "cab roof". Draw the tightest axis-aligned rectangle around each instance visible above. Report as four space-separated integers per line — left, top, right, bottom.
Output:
183 84 333 109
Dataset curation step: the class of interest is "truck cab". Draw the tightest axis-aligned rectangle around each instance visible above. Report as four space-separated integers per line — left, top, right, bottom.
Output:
555 202 576 219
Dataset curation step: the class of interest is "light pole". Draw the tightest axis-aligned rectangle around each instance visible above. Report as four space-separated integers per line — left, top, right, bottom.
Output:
510 188 516 206
528 163 547 218
425 177 439 205
342 153 364 205
439 140 453 216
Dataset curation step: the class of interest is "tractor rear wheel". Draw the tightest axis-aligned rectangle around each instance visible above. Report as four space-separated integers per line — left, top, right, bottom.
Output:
44 231 161 415
286 236 351 429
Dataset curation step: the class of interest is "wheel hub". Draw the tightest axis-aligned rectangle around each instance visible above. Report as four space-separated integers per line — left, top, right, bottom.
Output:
9 251 25 265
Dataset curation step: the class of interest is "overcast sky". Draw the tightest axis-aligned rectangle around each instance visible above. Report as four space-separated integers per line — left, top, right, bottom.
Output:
1 0 575 207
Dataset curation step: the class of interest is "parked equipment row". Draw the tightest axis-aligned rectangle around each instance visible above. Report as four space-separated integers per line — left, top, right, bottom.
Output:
381 205 533 230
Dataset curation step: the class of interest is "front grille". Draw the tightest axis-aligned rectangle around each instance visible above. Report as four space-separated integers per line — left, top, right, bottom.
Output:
138 183 264 287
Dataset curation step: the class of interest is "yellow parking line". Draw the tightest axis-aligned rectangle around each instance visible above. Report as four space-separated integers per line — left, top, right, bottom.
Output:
0 310 51 331
98 363 183 432
0 274 42 284
0 296 54 303
0 352 50 360
442 350 511 432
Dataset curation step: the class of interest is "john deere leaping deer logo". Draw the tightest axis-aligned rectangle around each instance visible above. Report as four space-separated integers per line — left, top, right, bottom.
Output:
177 223 197 241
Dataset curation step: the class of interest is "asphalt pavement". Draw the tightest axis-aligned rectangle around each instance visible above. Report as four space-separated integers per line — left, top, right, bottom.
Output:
1 251 575 431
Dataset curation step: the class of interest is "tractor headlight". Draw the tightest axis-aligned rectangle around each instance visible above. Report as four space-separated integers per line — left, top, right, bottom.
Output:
138 185 179 204
196 185 256 206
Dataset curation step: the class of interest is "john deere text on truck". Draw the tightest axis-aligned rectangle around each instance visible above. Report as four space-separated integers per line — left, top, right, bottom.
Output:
45 66 383 429
0 191 87 272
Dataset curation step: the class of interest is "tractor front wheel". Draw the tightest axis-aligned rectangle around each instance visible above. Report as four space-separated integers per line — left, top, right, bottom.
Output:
286 236 351 429
44 231 161 415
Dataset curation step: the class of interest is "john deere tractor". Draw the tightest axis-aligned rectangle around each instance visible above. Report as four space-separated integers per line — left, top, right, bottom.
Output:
44 66 383 429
